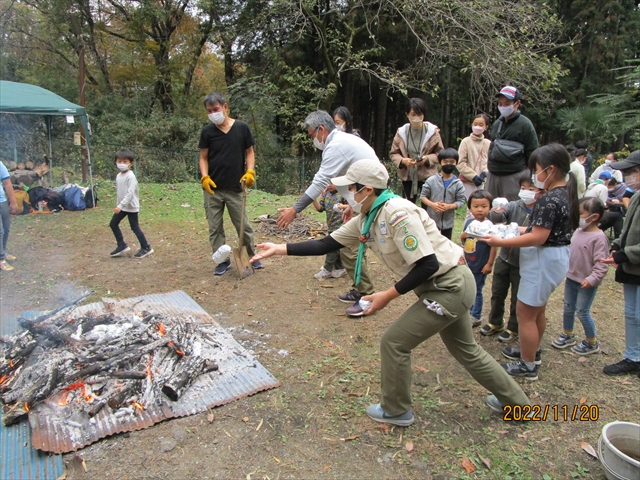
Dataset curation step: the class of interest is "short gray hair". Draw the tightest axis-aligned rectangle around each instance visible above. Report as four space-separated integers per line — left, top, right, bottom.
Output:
304 111 335 132
204 92 227 108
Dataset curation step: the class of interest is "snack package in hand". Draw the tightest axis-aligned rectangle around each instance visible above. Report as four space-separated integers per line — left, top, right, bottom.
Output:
464 219 494 238
492 197 509 209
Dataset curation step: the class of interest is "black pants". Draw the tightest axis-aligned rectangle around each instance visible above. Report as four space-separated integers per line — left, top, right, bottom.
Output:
401 180 425 205
599 211 624 238
440 227 453 240
110 211 150 250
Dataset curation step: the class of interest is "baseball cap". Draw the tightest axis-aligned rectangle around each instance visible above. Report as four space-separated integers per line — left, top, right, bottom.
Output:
496 86 521 101
598 171 612 180
331 159 389 189
611 150 640 170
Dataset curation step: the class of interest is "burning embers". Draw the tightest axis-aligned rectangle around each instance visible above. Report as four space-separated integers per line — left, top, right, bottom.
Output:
0 304 219 427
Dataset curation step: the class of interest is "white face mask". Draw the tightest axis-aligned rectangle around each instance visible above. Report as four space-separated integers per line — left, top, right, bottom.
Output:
472 125 485 136
624 172 639 190
518 189 536 204
408 116 424 128
579 215 595 230
604 159 612 167
342 191 356 209
352 187 369 215
313 136 325 150
116 163 129 171
208 111 225 125
533 167 550 189
335 124 346 132
498 104 515 118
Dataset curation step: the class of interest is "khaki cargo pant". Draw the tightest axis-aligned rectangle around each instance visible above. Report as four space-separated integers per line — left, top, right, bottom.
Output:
340 247 375 296
380 265 530 415
204 189 255 257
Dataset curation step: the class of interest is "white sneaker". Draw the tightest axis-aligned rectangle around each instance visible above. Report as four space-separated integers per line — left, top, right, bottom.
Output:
314 267 332 279
331 268 347 278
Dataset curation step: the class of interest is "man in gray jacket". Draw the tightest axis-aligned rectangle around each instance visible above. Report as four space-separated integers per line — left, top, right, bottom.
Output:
276 110 380 315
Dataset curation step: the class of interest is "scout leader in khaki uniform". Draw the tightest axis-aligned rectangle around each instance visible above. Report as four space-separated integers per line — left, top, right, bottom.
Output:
251 159 530 426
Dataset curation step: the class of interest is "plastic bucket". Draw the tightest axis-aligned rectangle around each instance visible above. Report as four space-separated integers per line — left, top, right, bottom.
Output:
598 421 640 480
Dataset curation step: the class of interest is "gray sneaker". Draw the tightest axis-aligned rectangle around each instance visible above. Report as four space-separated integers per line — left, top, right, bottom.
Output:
572 339 600 355
501 346 542 365
365 404 414 427
486 395 533 420
552 333 576 349
501 359 539 381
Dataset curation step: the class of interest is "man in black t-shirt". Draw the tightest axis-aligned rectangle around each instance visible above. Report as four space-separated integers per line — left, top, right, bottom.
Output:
199 92 260 275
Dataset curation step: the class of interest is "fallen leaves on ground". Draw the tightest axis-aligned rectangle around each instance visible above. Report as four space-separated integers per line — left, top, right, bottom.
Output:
242 417 249 422
581 440 598 459
461 456 475 473
479 454 492 469
414 365 428 372
405 439 414 452
207 412 214 423
340 435 359 442
377 424 390 432
579 397 587 405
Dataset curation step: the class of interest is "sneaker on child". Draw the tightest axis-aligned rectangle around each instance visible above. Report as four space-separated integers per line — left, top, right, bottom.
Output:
338 289 361 303
365 403 414 427
572 340 600 355
501 359 539 381
251 260 264 270
498 330 518 343
0 260 14 271
479 323 504 335
110 245 131 257
314 267 332 279
345 301 366 317
134 247 154 259
4 254 16 261
501 346 542 365
331 268 347 278
214 260 231 275
552 333 576 349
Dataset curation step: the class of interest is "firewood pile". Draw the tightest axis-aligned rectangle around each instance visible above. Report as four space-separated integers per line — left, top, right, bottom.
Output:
255 214 326 240
0 298 221 427
5 157 50 187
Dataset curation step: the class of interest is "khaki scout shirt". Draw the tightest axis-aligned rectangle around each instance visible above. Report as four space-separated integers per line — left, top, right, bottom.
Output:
331 197 464 279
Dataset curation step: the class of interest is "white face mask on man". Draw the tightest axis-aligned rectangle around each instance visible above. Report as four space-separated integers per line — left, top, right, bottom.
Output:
498 104 515 118
208 111 225 125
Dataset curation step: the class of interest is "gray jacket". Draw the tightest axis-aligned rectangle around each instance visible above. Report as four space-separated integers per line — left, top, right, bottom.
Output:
612 190 640 280
489 199 531 266
420 174 466 230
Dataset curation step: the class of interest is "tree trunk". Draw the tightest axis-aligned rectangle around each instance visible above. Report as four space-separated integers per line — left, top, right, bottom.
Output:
374 86 388 160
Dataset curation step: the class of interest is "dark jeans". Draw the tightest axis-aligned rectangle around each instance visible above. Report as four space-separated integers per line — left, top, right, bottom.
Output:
110 211 150 250
470 271 487 319
488 257 520 333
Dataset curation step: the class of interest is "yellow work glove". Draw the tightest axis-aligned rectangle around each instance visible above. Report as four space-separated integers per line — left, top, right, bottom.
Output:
201 175 216 195
240 169 256 188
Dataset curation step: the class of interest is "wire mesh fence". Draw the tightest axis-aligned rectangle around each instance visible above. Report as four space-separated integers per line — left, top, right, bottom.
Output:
1 130 400 195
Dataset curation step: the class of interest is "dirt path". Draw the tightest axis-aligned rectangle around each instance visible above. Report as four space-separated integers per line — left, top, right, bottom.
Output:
1 208 637 479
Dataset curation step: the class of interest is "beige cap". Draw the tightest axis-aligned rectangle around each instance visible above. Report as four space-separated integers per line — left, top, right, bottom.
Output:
331 159 389 189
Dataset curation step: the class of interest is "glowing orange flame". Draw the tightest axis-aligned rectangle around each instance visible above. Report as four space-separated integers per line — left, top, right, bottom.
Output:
7 359 15 368
176 350 185 356
157 323 166 336
58 392 71 406
82 384 95 403
131 401 144 411
24 402 30 412
146 356 153 379
64 381 85 391
0 375 7 385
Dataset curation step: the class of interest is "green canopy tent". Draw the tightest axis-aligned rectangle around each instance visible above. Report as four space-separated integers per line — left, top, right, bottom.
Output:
0 80 94 195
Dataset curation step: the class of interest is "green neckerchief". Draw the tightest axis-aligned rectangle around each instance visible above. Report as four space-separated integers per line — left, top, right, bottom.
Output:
354 189 399 286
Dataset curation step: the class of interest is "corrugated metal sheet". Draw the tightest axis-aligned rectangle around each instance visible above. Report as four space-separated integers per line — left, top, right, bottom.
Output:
26 290 280 454
1 310 65 480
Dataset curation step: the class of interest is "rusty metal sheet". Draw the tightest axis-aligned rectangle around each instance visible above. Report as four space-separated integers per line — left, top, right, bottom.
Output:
25 290 280 454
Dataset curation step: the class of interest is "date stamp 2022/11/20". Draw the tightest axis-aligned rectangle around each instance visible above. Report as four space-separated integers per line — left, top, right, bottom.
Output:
503 404 600 422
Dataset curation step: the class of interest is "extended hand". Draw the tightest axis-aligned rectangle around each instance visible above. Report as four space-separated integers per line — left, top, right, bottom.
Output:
479 235 502 247
9 202 19 215
361 290 396 316
481 263 493 274
600 255 618 268
251 243 286 262
277 207 297 228
201 175 216 195
240 169 255 188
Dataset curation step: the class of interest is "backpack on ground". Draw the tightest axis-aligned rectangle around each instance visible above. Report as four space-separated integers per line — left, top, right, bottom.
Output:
63 186 86 211
28 186 49 206
14 189 31 215
84 185 98 209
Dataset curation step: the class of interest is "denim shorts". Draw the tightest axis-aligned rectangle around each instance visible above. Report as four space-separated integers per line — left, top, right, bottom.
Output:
518 245 569 307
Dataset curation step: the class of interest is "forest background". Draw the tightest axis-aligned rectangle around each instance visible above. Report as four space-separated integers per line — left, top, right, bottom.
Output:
1 0 640 194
